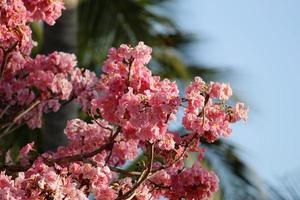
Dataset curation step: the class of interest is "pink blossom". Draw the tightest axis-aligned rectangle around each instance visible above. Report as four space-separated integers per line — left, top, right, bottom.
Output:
169 165 219 200
185 76 206 111
51 73 73 100
19 142 34 157
135 185 152 200
157 132 176 151
132 41 152 64
233 102 249 122
23 0 65 25
0 172 25 199
209 82 233 101
183 78 246 142
71 68 98 111
111 139 139 165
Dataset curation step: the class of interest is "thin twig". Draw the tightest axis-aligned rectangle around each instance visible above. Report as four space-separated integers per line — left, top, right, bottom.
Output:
110 166 141 177
0 100 40 138
149 133 198 179
0 164 142 178
51 126 121 165
88 110 114 134
0 42 18 78
0 127 122 175
0 124 22 139
116 143 155 200
0 104 10 119
13 100 40 123
126 57 134 87
148 179 171 190
105 143 114 165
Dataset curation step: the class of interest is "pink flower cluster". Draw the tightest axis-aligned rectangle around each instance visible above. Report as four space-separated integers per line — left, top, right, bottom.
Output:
0 1 249 199
144 164 219 199
0 0 95 129
170 165 219 199
0 0 64 54
22 0 65 25
92 42 180 142
183 77 248 142
1 42 248 199
0 51 95 129
55 119 112 158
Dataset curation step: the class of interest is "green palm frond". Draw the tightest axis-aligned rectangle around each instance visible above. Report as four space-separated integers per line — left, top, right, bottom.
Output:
203 139 268 200
187 64 222 81
268 174 300 200
77 0 208 81
30 22 44 56
152 47 190 80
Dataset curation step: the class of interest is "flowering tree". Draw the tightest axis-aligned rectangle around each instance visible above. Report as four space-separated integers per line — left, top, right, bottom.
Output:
0 1 248 199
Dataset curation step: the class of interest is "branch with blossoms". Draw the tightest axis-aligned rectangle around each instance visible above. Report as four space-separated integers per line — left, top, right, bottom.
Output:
0 1 248 200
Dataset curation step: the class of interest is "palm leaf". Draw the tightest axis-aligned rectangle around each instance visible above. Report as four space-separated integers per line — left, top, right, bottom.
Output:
203 139 268 200
77 0 209 81
268 173 300 200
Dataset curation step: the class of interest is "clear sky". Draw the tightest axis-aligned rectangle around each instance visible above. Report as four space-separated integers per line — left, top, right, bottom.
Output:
172 0 300 183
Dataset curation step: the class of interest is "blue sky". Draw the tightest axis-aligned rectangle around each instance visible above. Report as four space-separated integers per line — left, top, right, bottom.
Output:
172 0 300 183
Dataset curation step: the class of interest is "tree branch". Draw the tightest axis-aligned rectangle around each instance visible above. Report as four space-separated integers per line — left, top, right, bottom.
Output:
116 142 155 200
52 126 121 165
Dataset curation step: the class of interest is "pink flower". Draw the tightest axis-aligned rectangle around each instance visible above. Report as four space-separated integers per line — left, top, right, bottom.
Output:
233 102 249 122
183 78 245 142
0 172 25 199
169 165 219 200
132 41 152 64
157 133 176 151
209 82 232 101
51 73 73 100
23 0 65 25
111 139 139 165
19 142 35 157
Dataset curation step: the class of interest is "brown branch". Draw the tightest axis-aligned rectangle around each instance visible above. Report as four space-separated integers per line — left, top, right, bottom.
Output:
0 127 122 175
0 100 40 139
148 179 171 190
149 133 198 179
116 143 155 200
88 111 114 134
0 105 11 119
52 126 121 165
0 42 18 78
0 124 22 139
105 143 114 165
110 166 141 177
13 100 40 123
0 164 141 178
126 57 135 87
